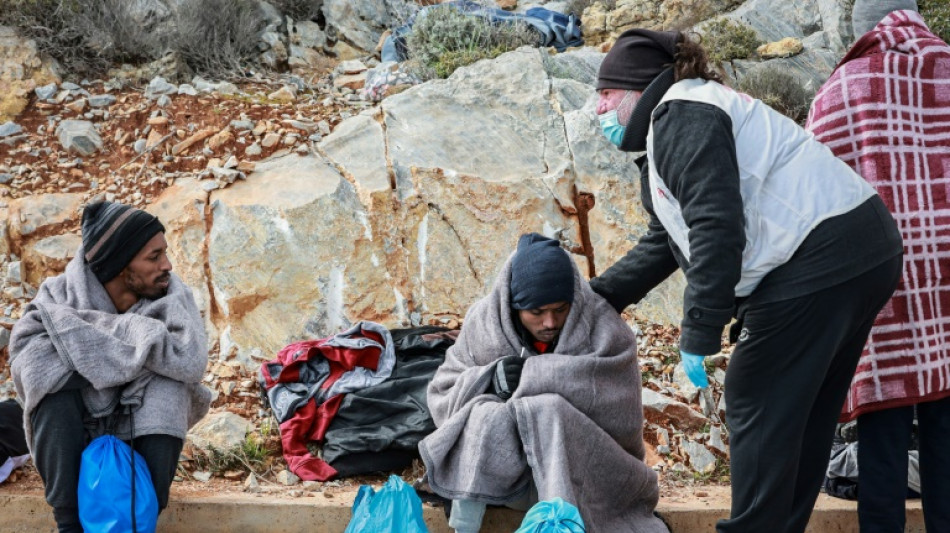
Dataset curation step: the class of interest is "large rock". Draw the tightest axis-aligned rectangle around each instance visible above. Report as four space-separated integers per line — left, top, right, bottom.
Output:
160 47 692 370
722 0 852 91
21 234 81 286
188 410 252 452
208 154 403 364
148 178 218 349
56 120 104 156
0 26 60 122
322 0 407 53
383 47 685 323
7 193 84 244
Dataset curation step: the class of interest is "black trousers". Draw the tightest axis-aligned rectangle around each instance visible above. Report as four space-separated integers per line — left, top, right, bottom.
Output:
717 255 901 533
31 376 183 533
858 395 950 533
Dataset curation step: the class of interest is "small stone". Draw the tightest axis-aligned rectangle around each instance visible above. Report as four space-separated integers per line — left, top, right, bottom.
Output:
338 60 367 75
146 77 178 99
268 86 296 103
230 120 255 131
302 481 322 492
193 471 212 483
148 116 169 126
177 84 198 96
757 37 804 59
207 129 233 152
88 94 116 107
244 473 261 493
223 155 238 169
157 94 172 108
245 143 262 156
65 99 87 113
261 133 280 148
288 490 304 498
276 470 300 486
35 83 58 100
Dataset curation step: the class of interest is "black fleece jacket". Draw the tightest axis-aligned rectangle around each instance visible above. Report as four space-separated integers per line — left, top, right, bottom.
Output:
589 100 902 354
590 100 743 354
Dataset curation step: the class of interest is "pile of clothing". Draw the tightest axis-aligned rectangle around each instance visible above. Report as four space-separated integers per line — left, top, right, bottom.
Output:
260 323 456 481
0 399 30 484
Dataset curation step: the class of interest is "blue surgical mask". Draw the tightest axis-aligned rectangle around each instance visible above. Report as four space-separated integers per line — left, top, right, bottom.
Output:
599 110 625 147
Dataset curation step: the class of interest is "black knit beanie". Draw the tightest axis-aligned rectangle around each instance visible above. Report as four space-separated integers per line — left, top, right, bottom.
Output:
81 201 166 284
509 233 574 310
597 29 681 91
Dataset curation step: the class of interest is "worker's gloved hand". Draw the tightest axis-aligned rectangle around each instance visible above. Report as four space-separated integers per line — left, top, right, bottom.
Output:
491 356 525 400
680 351 709 389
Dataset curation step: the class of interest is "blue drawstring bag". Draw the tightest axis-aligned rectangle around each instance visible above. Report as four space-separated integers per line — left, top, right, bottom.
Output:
78 435 159 533
515 498 586 533
344 474 428 533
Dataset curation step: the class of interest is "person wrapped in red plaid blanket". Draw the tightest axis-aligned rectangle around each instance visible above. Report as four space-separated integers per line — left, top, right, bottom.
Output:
807 2 950 531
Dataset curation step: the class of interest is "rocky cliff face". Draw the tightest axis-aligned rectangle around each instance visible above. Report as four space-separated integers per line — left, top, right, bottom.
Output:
146 47 685 367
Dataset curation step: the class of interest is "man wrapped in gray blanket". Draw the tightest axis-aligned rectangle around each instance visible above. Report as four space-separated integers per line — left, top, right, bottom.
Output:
10 201 212 532
420 233 669 533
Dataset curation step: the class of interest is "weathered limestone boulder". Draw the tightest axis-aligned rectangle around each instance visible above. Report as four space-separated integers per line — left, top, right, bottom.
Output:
56 120 104 156
322 0 406 53
148 178 217 347
383 47 685 323
21 234 81 286
581 0 745 45
188 410 252 452
723 0 851 90
208 154 403 364
642 388 709 431
7 193 84 245
0 26 60 122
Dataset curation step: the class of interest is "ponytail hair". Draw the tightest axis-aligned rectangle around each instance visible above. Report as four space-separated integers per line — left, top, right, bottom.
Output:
673 33 723 84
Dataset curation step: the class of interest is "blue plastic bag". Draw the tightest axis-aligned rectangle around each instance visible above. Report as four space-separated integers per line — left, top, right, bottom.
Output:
344 474 428 533
515 498 586 533
78 435 159 533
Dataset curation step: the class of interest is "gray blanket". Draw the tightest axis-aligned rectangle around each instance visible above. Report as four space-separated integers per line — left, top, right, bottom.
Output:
419 253 668 533
10 249 211 448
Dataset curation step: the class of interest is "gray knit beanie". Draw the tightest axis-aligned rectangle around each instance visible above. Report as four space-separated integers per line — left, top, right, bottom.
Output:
852 0 918 36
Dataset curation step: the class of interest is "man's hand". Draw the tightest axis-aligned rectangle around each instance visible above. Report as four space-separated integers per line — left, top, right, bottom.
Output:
680 351 709 388
491 356 526 400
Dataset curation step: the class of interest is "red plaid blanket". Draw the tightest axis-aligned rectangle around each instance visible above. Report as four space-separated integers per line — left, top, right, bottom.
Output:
807 10 950 421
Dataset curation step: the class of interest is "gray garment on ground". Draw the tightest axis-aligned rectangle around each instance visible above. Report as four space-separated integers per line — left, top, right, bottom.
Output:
10 248 212 449
419 252 668 533
827 441 921 493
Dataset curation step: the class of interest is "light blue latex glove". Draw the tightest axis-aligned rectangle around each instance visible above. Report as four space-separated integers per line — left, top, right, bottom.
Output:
680 351 709 388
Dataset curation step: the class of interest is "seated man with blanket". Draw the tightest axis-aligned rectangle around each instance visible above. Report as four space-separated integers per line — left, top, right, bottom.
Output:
10 201 212 533
420 233 668 533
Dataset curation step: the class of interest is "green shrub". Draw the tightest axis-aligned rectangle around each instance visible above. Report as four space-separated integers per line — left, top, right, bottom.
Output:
0 0 159 77
170 0 268 77
920 0 950 44
700 17 760 64
736 66 813 124
406 3 539 80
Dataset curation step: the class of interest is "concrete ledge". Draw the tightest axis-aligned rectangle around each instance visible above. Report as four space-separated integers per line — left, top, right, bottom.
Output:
0 489 925 532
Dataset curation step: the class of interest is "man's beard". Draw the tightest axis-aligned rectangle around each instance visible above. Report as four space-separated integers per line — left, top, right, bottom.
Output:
128 272 170 300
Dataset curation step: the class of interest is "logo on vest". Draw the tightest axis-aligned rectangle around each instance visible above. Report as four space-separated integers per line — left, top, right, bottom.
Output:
738 328 750 342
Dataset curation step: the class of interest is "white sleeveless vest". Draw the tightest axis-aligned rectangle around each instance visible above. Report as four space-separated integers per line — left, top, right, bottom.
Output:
645 79 875 296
